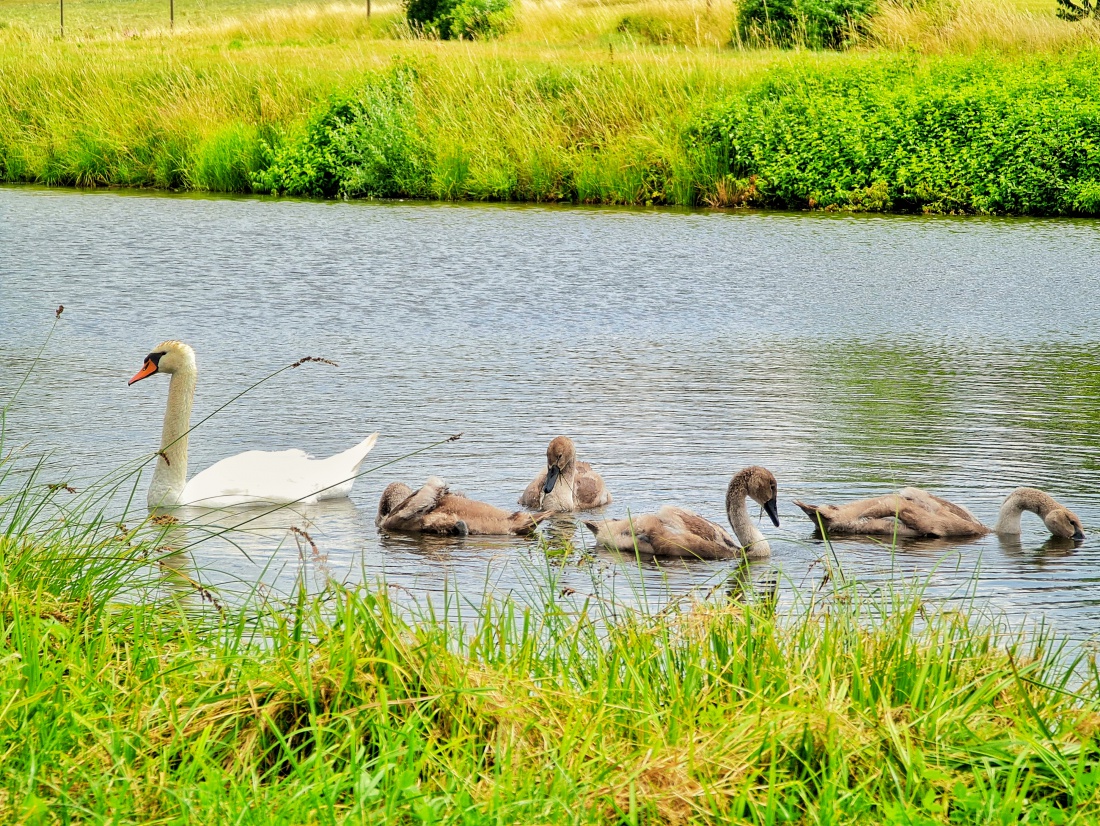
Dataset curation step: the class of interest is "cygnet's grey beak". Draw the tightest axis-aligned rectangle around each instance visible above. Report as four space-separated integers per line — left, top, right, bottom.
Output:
764 497 780 527
543 464 561 495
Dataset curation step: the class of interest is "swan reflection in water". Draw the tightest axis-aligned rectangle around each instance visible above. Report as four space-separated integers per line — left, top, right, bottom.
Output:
803 530 1082 562
154 498 372 600
996 533 1083 563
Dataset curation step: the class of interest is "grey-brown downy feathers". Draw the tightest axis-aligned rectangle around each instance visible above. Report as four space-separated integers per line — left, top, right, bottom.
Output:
519 436 611 512
585 466 780 561
378 477 552 536
796 485 1084 540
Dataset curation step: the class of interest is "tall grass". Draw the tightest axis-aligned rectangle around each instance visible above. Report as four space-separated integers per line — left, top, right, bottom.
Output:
2 0 1099 211
2 446 1100 822
0 16 784 203
870 0 1100 53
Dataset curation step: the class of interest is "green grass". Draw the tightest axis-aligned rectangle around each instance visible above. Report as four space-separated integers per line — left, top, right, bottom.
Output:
3 440 1100 823
0 0 1096 211
2 329 1100 822
697 51 1100 215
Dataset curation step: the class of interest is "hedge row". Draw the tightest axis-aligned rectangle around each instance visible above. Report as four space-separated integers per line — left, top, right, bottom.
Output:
695 53 1100 214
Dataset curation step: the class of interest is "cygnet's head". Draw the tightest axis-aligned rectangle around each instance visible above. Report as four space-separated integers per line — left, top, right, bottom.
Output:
128 341 196 385
376 482 415 526
1044 507 1086 541
543 436 578 495
743 466 780 527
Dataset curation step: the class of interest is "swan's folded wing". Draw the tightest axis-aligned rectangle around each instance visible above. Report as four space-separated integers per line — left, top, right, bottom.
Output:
313 433 379 500
585 515 656 554
651 506 741 559
902 488 981 524
179 434 379 508
519 470 547 507
796 496 908 534
575 466 612 508
180 448 316 507
660 507 735 544
379 480 450 531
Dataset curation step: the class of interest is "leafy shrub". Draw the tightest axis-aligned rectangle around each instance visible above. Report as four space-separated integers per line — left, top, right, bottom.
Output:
405 0 513 39
1056 0 1100 21
253 67 430 198
405 0 449 32
734 0 877 49
693 54 1100 215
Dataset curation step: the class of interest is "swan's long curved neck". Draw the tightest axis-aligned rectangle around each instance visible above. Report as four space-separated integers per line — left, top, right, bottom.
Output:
727 474 769 556
993 488 1057 534
149 367 195 508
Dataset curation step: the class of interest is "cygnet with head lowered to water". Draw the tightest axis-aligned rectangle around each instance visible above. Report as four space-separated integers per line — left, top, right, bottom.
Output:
794 486 1085 540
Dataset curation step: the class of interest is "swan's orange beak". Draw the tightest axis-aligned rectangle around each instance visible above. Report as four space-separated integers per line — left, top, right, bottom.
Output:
128 358 158 386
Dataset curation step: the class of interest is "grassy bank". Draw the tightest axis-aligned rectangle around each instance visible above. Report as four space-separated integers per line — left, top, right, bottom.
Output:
3 459 1100 823
2 0 1100 212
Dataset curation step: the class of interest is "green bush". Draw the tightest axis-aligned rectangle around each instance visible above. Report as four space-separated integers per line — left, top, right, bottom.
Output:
694 54 1100 214
253 67 430 198
734 0 876 49
405 0 513 39
1056 0 1100 21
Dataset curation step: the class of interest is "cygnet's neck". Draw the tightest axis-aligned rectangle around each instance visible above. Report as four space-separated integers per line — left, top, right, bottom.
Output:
993 487 1057 534
149 367 196 508
726 472 769 558
541 462 576 511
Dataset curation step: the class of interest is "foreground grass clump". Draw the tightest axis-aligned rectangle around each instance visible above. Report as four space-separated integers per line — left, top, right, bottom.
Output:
2 443 1100 823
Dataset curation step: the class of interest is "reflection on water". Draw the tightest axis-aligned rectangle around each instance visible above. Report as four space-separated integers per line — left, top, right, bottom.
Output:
2 187 1100 644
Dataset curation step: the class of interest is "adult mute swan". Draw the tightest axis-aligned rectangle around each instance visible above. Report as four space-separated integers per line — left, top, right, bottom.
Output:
585 466 780 560
794 486 1085 540
519 436 612 512
129 340 378 509
377 477 553 536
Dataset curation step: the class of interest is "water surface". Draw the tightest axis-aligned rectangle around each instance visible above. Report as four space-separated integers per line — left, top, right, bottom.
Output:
2 187 1098 640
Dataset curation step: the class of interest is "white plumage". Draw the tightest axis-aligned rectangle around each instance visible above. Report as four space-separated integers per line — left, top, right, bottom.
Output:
178 435 379 508
129 340 378 509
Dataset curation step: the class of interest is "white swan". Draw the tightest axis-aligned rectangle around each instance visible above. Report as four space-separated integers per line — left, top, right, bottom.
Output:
128 340 378 509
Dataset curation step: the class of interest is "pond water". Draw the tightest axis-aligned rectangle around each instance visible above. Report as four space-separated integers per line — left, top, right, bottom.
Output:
2 186 1099 641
